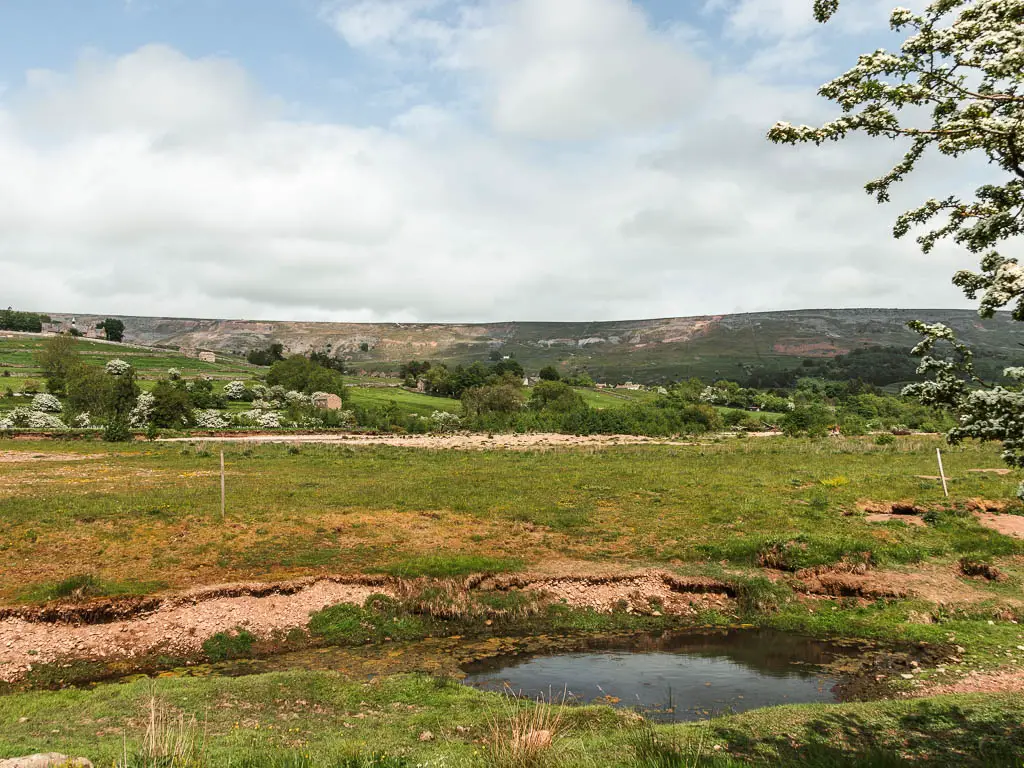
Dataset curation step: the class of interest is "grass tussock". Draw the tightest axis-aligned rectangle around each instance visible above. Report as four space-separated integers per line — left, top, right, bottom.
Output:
120 694 203 768
485 693 567 768
626 721 736 768
17 574 167 604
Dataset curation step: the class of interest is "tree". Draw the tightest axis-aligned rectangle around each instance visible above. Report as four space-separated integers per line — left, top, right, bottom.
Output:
538 365 561 381
267 355 347 397
529 380 585 413
247 343 285 366
151 380 194 428
97 318 125 342
35 334 80 396
770 0 1024 483
461 383 525 417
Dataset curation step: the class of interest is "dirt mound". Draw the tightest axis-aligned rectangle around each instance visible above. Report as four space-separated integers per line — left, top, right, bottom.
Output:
975 512 1024 539
965 498 1009 513
857 500 924 515
797 572 910 600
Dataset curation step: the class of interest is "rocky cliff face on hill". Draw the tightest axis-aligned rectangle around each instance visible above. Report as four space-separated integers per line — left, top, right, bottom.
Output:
42 308 1021 384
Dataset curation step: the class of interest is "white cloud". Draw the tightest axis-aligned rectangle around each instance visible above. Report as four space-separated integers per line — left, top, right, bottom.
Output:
469 0 709 140
0 11 994 323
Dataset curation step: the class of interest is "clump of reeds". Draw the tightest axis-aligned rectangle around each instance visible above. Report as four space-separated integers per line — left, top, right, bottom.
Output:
120 693 204 768
484 691 567 768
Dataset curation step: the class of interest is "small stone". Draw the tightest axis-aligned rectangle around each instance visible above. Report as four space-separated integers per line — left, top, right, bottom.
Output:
0 755 93 768
652 611 662 617
900 673 914 680
419 731 434 742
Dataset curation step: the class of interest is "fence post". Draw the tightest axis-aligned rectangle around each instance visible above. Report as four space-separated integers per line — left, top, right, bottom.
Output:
936 448 949 498
220 450 226 520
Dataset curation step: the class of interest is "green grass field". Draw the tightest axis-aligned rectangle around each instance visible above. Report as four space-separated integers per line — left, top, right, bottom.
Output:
0 335 254 396
1 435 1021 602
2 435 1024 766
0 672 1020 766
346 386 462 416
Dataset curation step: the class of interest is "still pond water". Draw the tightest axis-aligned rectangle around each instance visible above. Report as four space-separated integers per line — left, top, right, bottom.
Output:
461 629 849 722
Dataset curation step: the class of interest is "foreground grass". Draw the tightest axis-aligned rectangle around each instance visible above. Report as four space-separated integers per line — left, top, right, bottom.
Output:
1 436 1022 602
0 671 1021 766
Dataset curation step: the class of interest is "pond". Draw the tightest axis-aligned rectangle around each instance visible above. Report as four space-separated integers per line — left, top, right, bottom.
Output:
460 629 851 722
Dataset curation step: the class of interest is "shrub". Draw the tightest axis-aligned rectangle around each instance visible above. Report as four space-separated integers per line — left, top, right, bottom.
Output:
223 380 249 400
103 416 133 442
0 407 67 430
203 628 257 662
193 409 229 429
429 410 462 433
105 359 132 376
129 392 156 428
31 393 63 413
538 365 561 381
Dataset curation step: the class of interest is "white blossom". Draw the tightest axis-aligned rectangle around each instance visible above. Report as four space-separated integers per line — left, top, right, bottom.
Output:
71 412 92 428
167 368 182 381
699 386 728 405
234 409 282 428
129 392 156 428
0 407 67 430
105 359 132 376
429 410 462 433
223 381 248 400
284 390 310 405
31 393 63 413
193 409 229 429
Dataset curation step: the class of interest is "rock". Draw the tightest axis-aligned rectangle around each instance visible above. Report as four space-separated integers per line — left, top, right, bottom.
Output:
418 731 434 742
0 755 93 768
515 730 552 750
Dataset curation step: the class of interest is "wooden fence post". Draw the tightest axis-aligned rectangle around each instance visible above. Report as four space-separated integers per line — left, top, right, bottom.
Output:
220 450 226 520
936 448 949 498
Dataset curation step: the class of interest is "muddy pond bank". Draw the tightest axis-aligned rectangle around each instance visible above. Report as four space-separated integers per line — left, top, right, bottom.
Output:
17 625 938 716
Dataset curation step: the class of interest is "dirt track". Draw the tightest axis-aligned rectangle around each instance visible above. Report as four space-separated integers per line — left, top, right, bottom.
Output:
155 432 702 450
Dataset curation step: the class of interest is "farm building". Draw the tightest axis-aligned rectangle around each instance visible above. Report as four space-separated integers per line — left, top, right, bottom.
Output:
198 351 217 363
312 392 343 410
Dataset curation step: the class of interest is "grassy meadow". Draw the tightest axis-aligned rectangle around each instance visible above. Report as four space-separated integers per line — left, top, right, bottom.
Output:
2 435 1024 766
1 435 1021 603
1 673 1022 767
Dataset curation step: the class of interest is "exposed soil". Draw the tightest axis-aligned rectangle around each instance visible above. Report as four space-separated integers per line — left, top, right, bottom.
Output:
0 451 106 463
966 468 1013 476
155 433 698 450
856 500 925 516
0 571 734 684
921 669 1024 696
975 512 1024 539
865 513 926 527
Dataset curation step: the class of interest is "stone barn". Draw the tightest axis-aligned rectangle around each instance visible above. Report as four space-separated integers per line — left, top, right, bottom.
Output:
198 351 217 363
312 392 343 410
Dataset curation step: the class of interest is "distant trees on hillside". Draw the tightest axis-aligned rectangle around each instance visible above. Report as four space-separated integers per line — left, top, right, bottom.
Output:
97 318 125 342
0 307 47 333
247 343 285 366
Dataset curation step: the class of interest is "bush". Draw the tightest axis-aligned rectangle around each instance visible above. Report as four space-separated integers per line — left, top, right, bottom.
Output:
538 365 561 381
203 628 257 661
103 416 133 442
307 597 429 645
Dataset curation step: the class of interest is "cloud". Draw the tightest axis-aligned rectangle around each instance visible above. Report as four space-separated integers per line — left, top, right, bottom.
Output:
0 7 992 324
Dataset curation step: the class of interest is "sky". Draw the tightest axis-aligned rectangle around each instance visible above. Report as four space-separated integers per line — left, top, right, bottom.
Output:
0 0 998 323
